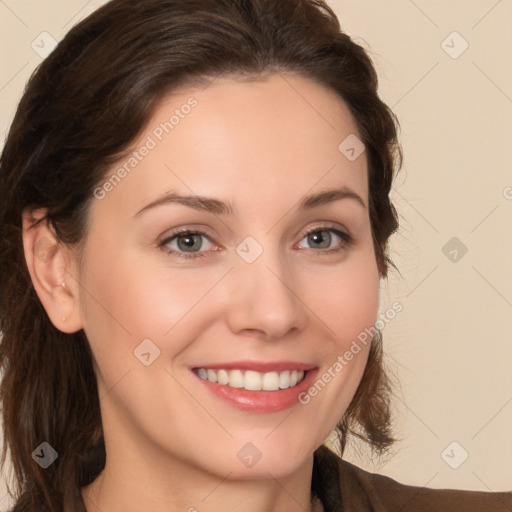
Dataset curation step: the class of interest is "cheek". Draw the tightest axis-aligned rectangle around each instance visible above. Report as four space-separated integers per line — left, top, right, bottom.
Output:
77 242 227 374
306 250 380 349
297 249 380 409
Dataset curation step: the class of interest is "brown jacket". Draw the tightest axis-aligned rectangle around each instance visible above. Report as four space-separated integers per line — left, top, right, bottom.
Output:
312 444 512 511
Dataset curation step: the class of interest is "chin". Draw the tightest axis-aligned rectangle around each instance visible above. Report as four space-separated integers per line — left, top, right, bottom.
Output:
231 437 315 479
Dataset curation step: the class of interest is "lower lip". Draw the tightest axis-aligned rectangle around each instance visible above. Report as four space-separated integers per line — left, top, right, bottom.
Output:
192 368 319 413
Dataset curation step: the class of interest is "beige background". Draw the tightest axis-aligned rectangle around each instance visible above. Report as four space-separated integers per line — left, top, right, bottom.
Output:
0 0 511 508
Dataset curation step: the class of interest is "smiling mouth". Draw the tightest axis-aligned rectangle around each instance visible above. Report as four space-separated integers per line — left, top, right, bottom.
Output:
192 367 307 391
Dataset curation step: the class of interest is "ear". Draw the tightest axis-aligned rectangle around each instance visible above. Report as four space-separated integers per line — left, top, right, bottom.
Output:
21 207 83 334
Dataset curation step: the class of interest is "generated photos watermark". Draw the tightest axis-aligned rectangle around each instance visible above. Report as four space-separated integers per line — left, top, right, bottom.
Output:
298 301 403 405
93 96 198 200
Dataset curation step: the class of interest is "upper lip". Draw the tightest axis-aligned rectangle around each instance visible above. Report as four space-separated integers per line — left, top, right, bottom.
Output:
192 360 316 372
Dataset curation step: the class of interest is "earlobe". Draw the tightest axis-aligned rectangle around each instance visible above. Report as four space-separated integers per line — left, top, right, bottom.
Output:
21 208 83 334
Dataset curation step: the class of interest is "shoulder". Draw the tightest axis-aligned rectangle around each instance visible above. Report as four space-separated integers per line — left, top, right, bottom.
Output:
313 445 512 512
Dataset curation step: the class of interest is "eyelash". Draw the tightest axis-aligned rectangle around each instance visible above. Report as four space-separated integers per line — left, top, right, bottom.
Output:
158 225 354 260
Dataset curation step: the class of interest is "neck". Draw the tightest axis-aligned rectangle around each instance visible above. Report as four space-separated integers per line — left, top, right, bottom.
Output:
82 464 320 512
81 429 320 512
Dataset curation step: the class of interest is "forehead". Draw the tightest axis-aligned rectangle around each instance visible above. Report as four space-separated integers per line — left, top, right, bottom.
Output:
91 73 368 222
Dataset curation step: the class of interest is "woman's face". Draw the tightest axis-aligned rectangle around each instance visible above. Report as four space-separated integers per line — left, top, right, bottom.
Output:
74 73 380 478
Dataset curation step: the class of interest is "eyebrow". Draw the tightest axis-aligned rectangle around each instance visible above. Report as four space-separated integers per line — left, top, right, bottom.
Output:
134 186 366 218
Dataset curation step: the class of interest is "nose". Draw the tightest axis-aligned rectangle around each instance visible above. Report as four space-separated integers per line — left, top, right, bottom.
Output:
225 248 308 341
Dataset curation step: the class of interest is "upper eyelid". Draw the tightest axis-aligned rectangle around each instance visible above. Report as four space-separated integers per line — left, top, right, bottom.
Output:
162 222 349 239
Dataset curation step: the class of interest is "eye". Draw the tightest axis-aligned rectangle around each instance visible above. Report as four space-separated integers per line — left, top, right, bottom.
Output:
158 225 353 260
158 229 215 259
296 226 353 254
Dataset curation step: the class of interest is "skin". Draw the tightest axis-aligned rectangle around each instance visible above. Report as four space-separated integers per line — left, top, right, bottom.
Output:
22 73 381 512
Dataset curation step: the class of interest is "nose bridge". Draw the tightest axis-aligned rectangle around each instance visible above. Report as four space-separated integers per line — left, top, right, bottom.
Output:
225 237 306 340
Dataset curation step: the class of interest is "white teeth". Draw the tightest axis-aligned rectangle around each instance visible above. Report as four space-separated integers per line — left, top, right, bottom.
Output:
217 369 229 385
262 371 280 391
279 370 290 389
195 368 307 391
244 370 262 390
229 369 244 388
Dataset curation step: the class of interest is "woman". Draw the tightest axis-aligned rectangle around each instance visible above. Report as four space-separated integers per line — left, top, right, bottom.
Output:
0 1 510 511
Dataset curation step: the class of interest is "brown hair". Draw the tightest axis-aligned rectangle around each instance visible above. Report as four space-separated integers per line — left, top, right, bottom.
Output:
0 0 402 510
